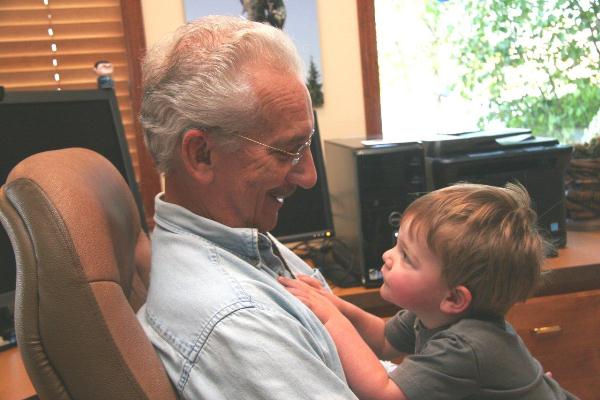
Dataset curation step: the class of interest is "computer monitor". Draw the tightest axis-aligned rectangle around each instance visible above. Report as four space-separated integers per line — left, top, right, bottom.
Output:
271 112 335 243
0 89 144 311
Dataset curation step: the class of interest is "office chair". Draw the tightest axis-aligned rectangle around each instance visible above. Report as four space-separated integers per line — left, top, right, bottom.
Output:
0 148 176 400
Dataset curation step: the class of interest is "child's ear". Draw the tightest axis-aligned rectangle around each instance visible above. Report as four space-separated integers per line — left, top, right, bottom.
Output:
440 285 472 315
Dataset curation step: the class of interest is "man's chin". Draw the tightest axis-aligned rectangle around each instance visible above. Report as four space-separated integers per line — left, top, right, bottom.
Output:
257 212 280 234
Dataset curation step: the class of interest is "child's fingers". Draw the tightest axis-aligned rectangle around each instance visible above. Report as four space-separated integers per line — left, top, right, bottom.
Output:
279 275 317 292
297 274 324 289
284 287 316 308
284 284 325 304
282 282 320 299
284 285 304 295
278 275 299 288
284 286 308 299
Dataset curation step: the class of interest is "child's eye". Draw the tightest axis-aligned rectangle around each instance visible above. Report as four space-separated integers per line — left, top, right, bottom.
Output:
400 249 412 265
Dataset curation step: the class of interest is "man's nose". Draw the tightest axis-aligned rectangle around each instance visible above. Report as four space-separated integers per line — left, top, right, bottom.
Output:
286 150 317 189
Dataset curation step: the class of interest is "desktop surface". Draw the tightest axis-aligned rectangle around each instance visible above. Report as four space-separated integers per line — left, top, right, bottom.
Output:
0 347 36 400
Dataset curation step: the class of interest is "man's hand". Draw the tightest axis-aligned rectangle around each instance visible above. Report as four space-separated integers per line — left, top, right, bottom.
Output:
279 276 342 324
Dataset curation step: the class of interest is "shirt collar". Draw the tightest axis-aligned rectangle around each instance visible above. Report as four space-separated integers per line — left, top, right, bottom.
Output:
154 193 274 266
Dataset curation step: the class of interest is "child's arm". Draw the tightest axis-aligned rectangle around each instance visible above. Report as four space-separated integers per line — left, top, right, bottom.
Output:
292 275 402 360
280 276 407 400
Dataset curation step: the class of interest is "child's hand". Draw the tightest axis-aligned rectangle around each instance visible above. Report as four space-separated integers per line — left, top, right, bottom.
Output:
278 276 342 324
295 274 324 290
296 274 348 312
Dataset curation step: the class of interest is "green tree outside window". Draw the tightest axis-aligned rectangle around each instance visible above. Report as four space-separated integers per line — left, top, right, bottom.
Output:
423 0 600 143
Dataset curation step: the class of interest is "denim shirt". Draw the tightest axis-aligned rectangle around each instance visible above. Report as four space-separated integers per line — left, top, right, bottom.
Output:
137 195 358 400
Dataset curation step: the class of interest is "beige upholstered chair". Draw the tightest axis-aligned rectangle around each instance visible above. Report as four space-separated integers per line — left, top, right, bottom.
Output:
0 148 176 400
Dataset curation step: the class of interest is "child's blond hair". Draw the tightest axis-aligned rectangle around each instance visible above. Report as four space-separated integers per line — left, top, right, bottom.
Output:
402 183 545 316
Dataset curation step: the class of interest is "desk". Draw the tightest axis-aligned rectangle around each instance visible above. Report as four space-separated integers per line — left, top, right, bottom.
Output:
0 347 35 400
333 230 600 314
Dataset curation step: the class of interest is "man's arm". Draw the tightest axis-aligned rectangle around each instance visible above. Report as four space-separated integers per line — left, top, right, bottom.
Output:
280 277 407 400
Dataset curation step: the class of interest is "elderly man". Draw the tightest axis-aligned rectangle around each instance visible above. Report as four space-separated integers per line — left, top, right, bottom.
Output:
137 16 358 399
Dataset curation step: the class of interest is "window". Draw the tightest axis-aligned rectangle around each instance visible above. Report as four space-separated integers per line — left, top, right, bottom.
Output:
0 0 160 224
360 0 600 144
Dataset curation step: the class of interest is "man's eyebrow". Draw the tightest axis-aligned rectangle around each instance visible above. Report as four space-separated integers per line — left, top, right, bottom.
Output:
272 131 313 147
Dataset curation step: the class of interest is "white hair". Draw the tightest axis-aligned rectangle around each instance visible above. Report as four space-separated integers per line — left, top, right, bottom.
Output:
140 15 305 173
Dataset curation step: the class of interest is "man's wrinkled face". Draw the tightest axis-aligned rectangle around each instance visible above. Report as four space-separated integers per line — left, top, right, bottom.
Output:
209 69 317 232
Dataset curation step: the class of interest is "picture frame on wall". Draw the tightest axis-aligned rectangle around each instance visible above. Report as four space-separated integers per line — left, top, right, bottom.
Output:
183 0 324 107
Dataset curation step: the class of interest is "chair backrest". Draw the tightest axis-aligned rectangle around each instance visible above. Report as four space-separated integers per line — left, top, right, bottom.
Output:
0 148 176 400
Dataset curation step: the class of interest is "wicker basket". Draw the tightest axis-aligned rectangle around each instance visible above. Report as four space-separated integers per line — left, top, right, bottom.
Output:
565 158 600 230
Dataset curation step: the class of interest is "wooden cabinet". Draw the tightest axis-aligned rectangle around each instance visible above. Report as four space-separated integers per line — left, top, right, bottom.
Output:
507 289 600 399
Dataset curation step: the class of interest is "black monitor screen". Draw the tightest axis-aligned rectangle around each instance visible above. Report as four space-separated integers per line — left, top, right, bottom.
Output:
271 112 334 243
0 89 144 305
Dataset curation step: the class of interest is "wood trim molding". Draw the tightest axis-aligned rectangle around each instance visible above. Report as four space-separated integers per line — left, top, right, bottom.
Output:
120 0 161 228
356 0 382 139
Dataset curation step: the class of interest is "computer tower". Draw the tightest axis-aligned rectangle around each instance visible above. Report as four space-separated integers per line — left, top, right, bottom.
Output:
324 138 426 287
424 131 572 247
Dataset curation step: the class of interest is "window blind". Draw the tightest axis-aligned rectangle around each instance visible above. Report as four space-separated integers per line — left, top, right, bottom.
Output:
0 0 141 182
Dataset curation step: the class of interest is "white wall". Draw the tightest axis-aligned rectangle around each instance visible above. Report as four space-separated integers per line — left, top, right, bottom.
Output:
140 0 185 47
140 0 366 142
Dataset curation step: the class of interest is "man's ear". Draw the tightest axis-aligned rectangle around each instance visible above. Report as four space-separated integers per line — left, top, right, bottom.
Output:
440 285 472 315
180 128 214 184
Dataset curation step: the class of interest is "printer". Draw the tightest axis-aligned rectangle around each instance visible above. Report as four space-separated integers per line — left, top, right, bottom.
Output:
423 129 572 248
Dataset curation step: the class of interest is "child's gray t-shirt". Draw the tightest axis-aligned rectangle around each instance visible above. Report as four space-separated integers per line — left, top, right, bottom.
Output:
385 310 578 400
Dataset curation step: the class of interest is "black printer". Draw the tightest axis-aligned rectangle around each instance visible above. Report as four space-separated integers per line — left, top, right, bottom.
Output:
423 129 572 248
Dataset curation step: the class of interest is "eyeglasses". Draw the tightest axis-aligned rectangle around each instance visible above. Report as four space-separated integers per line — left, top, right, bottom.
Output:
231 130 315 166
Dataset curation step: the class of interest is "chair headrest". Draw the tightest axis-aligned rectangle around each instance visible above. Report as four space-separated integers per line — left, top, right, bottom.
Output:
5 147 142 293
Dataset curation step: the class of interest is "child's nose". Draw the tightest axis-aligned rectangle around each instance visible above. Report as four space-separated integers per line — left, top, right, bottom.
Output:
382 251 392 268
383 248 393 259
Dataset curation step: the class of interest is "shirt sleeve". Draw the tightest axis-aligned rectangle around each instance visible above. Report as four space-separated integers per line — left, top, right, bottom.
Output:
183 306 359 400
388 332 479 400
384 309 417 354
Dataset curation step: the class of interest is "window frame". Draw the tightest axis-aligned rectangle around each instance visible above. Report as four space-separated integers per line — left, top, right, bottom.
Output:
357 0 382 139
120 0 161 228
